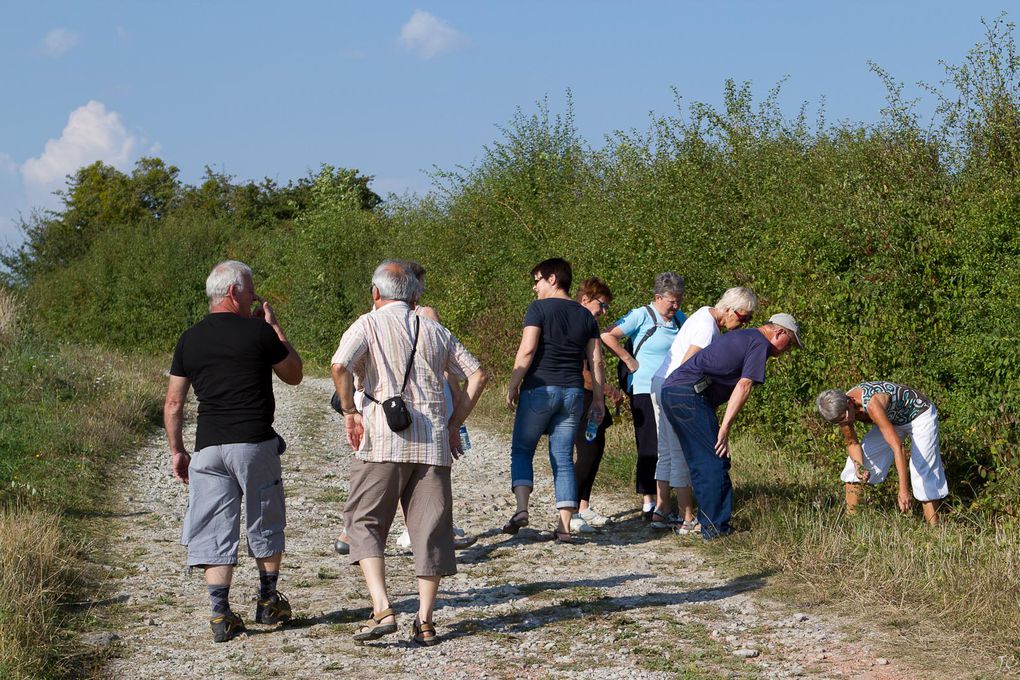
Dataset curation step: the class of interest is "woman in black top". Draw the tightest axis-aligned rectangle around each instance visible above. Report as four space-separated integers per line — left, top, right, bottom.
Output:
503 258 606 543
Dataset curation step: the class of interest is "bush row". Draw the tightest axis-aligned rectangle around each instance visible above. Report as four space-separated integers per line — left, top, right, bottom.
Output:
7 19 1020 512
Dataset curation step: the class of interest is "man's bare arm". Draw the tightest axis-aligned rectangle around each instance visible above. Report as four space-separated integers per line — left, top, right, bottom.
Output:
164 375 192 484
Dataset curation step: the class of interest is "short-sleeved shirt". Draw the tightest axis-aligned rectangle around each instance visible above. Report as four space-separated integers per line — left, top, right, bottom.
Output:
521 298 601 390
611 305 685 394
169 313 290 451
331 302 481 467
663 328 772 409
856 381 932 426
653 306 719 384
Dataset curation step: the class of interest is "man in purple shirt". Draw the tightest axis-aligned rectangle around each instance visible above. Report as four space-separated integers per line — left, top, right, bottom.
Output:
660 313 802 538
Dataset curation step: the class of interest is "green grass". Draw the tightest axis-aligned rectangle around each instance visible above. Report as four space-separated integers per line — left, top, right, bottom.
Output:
698 435 1020 675
0 290 166 679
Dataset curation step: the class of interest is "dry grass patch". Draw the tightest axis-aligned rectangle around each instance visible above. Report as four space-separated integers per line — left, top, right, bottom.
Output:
0 506 82 679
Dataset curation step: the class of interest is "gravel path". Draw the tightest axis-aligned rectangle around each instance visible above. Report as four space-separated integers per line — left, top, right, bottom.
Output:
97 377 917 679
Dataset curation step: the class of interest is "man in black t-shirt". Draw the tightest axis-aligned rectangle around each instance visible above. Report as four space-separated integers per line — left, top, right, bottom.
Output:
165 260 302 642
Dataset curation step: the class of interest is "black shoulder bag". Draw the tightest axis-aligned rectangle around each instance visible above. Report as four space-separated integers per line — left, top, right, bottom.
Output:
616 305 658 395
364 317 420 432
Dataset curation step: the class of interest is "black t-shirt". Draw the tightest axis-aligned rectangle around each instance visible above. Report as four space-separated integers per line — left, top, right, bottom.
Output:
169 313 290 450
521 298 600 390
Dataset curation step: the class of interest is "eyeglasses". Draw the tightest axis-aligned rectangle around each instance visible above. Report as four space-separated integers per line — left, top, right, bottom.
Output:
598 300 610 311
733 309 753 323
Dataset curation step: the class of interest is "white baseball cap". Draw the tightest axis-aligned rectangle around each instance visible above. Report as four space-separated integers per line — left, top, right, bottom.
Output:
768 313 802 348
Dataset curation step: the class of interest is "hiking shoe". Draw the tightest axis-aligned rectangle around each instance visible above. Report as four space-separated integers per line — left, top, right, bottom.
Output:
578 507 610 527
210 611 246 642
673 520 701 536
255 592 292 625
650 509 680 529
569 514 596 534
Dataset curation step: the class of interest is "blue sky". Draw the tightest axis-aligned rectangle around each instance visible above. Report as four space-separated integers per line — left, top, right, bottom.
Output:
0 2 1012 246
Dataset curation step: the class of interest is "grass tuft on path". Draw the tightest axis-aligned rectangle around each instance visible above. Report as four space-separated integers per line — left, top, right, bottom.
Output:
0 288 165 678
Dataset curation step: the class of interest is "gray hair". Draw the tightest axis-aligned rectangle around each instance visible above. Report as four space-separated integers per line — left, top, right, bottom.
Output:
206 260 252 305
816 389 849 424
715 287 758 315
653 271 685 298
372 259 421 302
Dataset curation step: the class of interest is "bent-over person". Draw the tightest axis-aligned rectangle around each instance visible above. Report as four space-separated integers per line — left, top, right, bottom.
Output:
165 260 303 642
816 382 948 524
331 260 488 646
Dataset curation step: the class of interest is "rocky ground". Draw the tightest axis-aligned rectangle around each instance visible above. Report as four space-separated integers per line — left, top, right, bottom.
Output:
94 377 920 679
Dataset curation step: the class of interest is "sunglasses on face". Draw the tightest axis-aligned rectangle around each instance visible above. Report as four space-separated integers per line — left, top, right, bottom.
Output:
733 309 753 323
598 300 610 311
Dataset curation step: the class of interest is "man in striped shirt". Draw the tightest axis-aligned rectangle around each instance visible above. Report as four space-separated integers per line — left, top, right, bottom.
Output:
331 260 488 645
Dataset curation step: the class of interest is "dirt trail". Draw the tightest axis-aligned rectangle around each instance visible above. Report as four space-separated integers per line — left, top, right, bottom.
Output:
97 377 917 679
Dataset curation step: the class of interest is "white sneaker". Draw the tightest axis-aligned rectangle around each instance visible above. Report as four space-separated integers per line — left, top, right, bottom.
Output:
578 507 610 527
569 514 596 534
396 528 412 549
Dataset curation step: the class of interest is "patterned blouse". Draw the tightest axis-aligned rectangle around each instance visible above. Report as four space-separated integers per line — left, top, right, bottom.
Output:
856 381 931 426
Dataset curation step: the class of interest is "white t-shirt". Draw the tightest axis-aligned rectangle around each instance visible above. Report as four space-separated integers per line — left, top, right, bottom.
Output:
652 306 720 384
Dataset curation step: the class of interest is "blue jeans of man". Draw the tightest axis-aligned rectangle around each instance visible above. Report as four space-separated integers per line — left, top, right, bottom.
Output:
510 385 585 509
660 383 732 539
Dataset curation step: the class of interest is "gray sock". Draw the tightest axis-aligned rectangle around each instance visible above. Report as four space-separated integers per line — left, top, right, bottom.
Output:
208 584 231 617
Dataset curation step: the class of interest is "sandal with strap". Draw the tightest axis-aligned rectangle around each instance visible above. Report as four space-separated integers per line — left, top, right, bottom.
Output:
412 615 440 646
552 528 573 544
352 607 397 641
501 510 529 535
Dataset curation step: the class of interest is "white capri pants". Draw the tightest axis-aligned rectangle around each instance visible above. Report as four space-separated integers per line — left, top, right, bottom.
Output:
839 405 949 501
650 376 691 488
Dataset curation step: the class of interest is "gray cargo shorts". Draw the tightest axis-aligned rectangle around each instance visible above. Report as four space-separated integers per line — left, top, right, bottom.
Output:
181 436 286 566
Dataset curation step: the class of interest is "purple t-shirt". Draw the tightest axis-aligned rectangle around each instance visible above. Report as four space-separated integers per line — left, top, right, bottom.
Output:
662 328 771 408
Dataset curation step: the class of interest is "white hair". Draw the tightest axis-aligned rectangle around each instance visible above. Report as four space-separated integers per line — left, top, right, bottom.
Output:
372 260 420 302
816 389 849 424
206 260 252 305
715 287 758 315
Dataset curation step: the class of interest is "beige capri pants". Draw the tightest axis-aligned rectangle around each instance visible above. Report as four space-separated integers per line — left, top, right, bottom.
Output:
344 458 456 577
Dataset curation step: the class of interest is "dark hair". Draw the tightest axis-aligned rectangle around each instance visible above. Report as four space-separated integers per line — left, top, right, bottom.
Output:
576 276 613 303
530 258 572 292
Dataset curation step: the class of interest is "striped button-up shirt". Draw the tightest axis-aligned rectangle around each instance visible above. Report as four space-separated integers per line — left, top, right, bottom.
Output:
331 302 481 466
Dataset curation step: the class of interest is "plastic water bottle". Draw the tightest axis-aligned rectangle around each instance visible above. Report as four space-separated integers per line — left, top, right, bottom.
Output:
458 424 472 451
584 416 598 442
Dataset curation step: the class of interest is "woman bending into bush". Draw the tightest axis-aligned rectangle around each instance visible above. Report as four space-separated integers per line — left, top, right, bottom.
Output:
816 382 948 524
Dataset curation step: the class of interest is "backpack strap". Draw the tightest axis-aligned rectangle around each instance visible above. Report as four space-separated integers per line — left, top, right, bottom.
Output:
632 305 659 356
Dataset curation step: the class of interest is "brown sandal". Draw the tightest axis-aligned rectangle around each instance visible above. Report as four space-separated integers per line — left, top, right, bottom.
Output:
501 510 529 535
553 528 573 544
412 616 440 646
352 607 397 641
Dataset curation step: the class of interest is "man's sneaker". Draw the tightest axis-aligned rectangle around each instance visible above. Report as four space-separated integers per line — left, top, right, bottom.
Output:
452 526 478 549
396 528 412 550
254 592 292 625
569 514 596 534
673 520 701 536
650 509 680 529
210 611 246 642
578 507 610 527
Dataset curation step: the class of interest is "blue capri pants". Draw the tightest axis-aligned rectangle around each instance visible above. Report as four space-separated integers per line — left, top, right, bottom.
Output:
510 385 585 509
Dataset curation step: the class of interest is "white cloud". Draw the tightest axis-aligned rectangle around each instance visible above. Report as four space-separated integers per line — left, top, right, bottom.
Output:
399 10 468 59
41 28 80 57
21 101 137 189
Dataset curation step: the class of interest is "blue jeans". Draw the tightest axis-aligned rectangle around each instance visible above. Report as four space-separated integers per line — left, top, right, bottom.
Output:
660 384 732 539
510 385 585 509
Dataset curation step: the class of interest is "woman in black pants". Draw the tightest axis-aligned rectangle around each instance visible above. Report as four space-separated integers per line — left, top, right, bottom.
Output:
571 277 624 533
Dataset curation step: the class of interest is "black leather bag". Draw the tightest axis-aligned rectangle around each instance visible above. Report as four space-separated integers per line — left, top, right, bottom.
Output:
365 317 420 433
